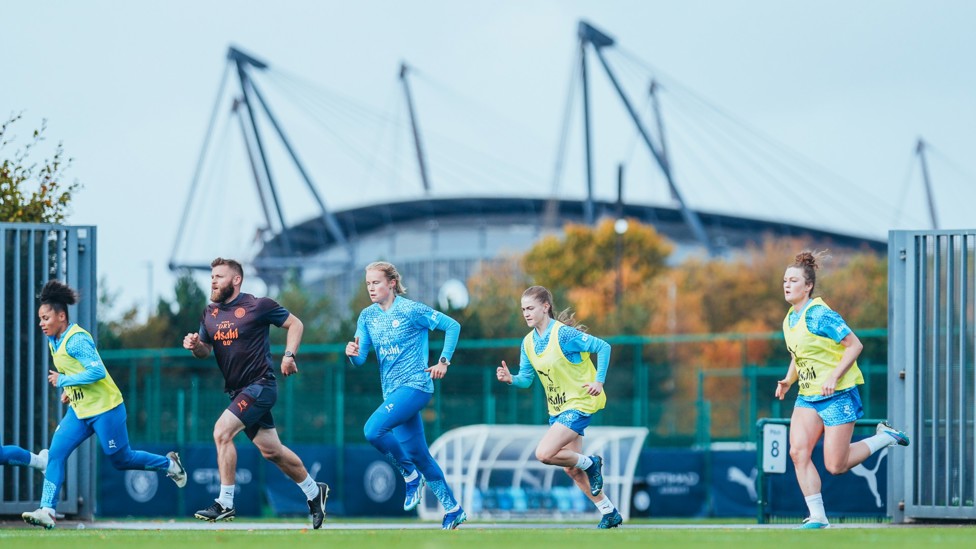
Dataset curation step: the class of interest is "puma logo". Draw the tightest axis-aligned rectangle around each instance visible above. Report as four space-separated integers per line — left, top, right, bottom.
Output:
727 466 758 502
538 369 554 384
850 448 887 507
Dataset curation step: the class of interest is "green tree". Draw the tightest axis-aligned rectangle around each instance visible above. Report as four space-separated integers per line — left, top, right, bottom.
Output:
100 271 208 349
166 270 209 335
523 218 673 335
1 114 81 223
524 218 671 300
96 276 138 350
270 272 340 345
455 255 531 339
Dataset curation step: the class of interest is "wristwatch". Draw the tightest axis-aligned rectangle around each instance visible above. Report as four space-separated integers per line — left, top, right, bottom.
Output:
439 357 450 366
284 351 297 360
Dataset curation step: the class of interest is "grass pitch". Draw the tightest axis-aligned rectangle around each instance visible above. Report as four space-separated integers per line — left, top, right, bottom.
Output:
2 524 975 549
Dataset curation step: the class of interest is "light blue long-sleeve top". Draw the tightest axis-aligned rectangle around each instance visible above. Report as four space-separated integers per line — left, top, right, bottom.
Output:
510 319 610 388
349 296 461 399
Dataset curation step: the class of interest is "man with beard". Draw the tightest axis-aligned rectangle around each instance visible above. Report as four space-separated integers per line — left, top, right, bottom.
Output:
183 257 328 528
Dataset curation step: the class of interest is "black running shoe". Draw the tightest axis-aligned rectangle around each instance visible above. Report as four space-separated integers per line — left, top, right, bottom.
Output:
307 482 329 529
194 501 236 522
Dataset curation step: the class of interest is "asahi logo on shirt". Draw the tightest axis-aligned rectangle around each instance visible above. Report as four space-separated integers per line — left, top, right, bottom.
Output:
379 345 402 359
213 320 238 347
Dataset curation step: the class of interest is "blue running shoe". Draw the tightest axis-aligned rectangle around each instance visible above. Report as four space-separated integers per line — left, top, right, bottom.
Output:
795 517 830 529
597 509 623 529
585 455 604 496
404 475 426 511
877 421 910 447
442 507 467 530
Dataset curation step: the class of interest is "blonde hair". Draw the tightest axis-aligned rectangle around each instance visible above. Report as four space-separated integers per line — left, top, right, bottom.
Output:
366 261 407 295
522 285 588 333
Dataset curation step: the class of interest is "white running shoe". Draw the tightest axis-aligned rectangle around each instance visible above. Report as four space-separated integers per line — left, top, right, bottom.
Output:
22 508 56 530
166 451 187 488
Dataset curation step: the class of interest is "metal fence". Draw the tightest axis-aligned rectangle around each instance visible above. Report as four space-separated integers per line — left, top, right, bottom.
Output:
0 223 97 518
97 330 890 451
888 230 976 522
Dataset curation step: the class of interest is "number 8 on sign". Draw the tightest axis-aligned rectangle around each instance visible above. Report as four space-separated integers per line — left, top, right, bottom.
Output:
763 423 788 473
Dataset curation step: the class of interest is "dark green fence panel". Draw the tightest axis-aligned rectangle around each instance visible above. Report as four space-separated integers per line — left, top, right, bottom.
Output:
100 330 889 450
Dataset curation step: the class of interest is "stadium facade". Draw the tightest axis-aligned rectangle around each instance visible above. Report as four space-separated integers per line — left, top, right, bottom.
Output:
252 195 885 309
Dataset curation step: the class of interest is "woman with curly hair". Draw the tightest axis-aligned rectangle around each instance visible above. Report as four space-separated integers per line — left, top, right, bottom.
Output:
776 251 909 529
22 280 187 530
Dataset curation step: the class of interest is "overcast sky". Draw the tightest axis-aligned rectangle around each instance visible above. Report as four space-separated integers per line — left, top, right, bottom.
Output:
3 1 974 318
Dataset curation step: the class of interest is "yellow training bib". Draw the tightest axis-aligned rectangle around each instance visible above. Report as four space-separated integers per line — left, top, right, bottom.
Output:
50 324 123 419
523 320 606 415
782 298 863 397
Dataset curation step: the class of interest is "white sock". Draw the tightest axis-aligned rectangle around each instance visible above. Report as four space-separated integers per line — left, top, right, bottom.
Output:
41 506 56 517
217 485 235 509
446 503 460 513
167 457 181 474
594 496 615 514
804 493 827 521
575 454 593 470
862 433 894 454
298 474 318 500
29 452 44 469
404 470 419 483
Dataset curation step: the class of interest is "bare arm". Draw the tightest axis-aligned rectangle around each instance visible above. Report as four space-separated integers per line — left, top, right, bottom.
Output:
279 314 303 377
183 332 212 359
775 357 798 400
821 332 863 396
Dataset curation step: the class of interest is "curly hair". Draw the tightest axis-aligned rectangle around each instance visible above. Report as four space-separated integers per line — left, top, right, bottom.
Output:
788 250 830 296
39 279 79 319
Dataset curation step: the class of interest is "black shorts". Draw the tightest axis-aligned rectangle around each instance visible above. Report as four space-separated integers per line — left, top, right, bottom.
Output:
228 380 276 440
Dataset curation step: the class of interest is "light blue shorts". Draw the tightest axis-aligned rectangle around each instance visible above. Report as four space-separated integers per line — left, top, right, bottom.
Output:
548 409 593 435
795 386 864 427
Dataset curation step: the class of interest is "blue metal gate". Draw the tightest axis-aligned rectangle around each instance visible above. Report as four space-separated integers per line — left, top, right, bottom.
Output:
888 230 976 522
0 223 97 518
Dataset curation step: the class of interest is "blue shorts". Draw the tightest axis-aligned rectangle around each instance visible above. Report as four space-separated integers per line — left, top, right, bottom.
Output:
548 409 593 435
795 386 864 427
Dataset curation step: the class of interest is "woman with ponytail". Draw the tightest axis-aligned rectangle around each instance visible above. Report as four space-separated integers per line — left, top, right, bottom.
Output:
344 262 466 530
776 251 909 529
495 285 621 529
